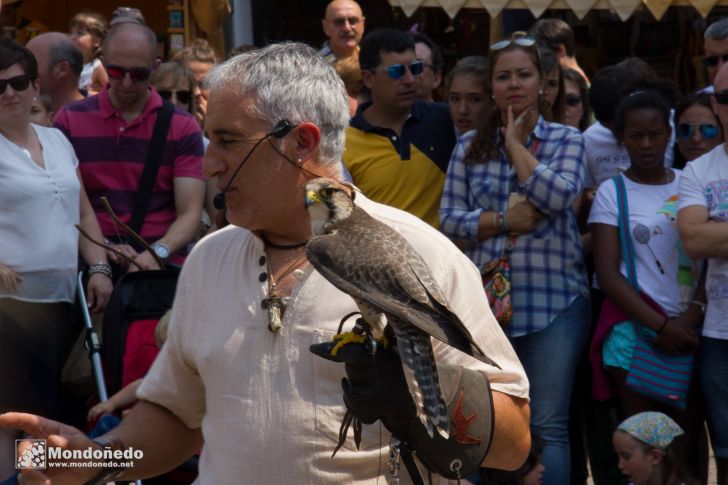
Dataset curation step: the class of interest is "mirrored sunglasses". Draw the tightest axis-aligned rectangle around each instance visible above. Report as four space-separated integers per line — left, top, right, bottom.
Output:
0 74 31 95
676 123 719 140
565 94 582 107
158 89 192 104
380 59 424 80
490 35 537 52
105 64 153 81
703 54 728 68
715 90 728 106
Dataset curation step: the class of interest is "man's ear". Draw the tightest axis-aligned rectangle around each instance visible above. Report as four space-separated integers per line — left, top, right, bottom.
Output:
294 122 321 164
433 71 442 91
361 69 375 90
322 19 332 39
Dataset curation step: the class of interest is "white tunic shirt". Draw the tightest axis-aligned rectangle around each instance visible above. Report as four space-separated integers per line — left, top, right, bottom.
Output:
138 194 529 484
0 124 80 303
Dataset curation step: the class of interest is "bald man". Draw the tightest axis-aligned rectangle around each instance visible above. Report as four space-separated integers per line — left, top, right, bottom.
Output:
52 23 205 271
319 0 365 63
26 32 84 113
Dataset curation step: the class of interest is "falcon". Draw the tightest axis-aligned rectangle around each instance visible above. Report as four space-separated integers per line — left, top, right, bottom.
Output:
304 177 499 439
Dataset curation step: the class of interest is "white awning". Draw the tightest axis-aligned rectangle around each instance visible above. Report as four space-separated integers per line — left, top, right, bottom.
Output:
389 0 721 21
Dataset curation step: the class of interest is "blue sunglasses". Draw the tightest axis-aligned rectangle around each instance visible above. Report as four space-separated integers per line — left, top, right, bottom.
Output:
378 59 424 79
676 123 719 140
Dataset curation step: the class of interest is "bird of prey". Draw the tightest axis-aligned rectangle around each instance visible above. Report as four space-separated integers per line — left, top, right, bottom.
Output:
304 178 499 439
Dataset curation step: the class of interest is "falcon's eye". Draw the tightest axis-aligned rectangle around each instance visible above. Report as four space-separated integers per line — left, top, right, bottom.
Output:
321 188 335 198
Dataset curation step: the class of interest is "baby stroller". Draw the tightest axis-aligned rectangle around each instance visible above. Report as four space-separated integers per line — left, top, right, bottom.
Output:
79 269 197 484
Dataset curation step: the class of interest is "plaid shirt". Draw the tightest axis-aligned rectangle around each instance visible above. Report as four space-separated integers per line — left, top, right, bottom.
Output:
439 117 589 337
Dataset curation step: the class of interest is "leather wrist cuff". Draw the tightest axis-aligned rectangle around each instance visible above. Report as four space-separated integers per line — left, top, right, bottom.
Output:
383 364 494 480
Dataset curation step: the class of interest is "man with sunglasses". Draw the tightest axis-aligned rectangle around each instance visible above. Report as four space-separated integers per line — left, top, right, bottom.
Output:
25 32 84 114
344 28 455 229
53 22 205 271
700 18 728 94
319 0 365 63
678 63 728 485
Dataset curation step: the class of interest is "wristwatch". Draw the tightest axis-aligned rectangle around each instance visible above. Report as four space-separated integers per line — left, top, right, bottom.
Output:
151 242 170 261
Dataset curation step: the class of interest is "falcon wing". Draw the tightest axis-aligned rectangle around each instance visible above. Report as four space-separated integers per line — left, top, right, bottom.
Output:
306 206 498 368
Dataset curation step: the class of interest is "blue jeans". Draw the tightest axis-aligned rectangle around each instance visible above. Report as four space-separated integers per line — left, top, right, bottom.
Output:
510 295 590 485
701 336 728 458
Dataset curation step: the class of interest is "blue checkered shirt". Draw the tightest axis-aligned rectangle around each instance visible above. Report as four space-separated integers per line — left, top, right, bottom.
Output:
439 117 589 337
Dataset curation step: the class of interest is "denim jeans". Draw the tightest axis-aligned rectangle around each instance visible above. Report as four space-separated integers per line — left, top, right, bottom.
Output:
510 295 590 485
701 336 728 458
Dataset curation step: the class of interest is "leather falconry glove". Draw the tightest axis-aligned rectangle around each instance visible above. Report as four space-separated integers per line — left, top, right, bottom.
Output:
310 340 494 480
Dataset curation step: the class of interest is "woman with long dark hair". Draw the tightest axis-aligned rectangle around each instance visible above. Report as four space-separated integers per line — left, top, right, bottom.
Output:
440 32 588 485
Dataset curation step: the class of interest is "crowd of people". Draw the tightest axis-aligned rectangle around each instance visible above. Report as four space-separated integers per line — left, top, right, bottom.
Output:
1 1 728 484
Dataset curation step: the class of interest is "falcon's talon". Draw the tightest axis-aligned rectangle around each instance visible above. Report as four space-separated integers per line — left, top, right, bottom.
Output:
330 331 367 356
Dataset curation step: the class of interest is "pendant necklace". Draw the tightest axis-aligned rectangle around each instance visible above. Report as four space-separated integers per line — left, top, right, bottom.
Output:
261 251 307 333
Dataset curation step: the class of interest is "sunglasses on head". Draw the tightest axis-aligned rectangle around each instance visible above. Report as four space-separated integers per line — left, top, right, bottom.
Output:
703 54 728 68
158 89 192 104
565 94 582 107
105 64 153 81
490 35 537 52
676 123 719 140
0 74 31 95
378 59 424 79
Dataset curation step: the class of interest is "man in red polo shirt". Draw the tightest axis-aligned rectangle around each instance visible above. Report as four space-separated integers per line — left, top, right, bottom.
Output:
54 23 205 270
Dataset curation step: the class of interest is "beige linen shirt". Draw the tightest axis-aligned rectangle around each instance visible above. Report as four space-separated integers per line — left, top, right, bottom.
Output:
137 194 528 484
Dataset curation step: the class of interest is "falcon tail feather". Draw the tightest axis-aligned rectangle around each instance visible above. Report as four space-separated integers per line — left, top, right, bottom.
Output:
394 323 449 439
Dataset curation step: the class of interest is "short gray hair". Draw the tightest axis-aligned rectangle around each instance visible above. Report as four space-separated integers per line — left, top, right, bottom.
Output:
204 42 350 165
706 18 728 41
49 39 83 78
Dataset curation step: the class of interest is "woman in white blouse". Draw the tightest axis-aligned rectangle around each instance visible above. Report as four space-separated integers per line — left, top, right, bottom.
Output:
0 38 112 477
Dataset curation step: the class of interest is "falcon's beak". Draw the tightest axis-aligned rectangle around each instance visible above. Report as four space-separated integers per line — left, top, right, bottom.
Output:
305 190 320 208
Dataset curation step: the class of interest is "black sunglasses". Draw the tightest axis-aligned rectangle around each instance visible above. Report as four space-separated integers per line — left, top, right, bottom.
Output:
703 54 728 68
676 123 720 140
714 90 728 105
565 94 582 107
105 64 153 81
0 74 31 95
158 89 192 104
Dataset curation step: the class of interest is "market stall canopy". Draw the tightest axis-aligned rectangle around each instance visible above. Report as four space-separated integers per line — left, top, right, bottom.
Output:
388 0 721 21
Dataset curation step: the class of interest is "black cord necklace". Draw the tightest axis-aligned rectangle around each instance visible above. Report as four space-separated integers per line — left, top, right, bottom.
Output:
262 236 308 250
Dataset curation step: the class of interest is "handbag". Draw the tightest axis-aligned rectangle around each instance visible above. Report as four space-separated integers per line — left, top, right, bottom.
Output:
482 236 515 329
612 175 694 411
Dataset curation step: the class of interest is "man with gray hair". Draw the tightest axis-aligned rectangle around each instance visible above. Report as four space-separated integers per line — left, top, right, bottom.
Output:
26 32 84 113
702 17 728 93
0 42 530 484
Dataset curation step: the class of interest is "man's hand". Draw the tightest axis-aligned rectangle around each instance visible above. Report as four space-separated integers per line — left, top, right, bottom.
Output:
0 412 98 485
128 250 163 272
310 340 414 425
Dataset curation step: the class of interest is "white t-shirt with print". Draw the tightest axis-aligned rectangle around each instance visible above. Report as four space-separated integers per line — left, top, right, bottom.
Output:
679 144 728 339
589 172 699 316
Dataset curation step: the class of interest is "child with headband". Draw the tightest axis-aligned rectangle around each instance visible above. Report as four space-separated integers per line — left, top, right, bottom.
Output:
613 411 695 485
